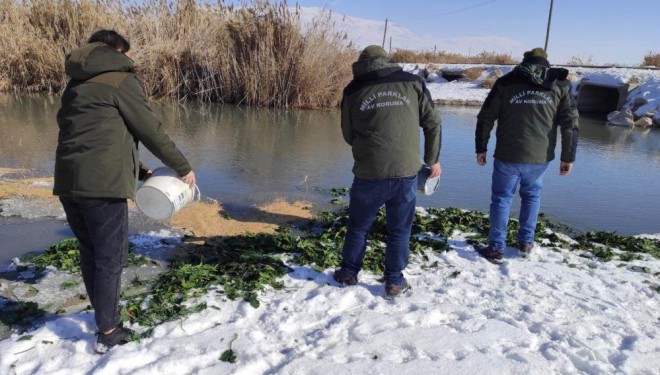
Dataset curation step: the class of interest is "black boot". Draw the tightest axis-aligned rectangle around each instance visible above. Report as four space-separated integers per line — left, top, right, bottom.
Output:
95 324 135 354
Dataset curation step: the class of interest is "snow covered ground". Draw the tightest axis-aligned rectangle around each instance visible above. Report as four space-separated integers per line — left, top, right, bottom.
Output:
0 229 658 374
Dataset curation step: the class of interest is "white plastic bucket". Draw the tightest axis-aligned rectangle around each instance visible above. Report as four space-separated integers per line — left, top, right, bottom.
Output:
135 167 200 221
417 164 440 196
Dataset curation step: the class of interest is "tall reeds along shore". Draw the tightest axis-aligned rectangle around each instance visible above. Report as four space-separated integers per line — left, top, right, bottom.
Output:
390 49 516 65
643 52 660 67
0 0 356 108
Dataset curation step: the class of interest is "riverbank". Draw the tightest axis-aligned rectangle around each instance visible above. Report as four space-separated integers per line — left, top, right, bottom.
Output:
1 153 659 374
417 63 660 127
4 0 660 113
0 200 658 373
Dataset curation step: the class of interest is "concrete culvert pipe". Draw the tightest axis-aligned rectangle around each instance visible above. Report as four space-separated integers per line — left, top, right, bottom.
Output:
442 70 466 82
576 82 629 114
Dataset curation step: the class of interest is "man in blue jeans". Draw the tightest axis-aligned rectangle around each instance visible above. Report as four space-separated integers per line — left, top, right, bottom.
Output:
475 48 579 263
333 46 441 297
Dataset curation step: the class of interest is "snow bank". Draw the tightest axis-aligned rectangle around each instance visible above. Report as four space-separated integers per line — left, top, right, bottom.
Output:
624 78 660 120
1 232 658 374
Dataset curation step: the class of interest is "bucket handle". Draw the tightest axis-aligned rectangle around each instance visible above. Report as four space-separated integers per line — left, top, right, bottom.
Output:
193 184 202 202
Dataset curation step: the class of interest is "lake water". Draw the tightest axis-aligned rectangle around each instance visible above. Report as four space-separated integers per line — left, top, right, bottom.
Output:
1 94 659 259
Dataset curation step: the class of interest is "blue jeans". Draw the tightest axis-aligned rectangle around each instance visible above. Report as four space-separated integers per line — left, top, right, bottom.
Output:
341 176 417 285
489 160 550 251
59 197 129 333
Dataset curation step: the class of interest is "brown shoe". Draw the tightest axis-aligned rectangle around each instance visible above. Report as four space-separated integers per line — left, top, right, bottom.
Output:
476 245 504 264
518 242 535 257
384 279 412 298
333 268 358 286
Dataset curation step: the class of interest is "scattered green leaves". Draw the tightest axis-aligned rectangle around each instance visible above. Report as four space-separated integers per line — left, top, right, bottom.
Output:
219 334 238 363
26 238 149 274
24 199 658 339
121 233 292 328
330 187 350 197
29 238 80 272
0 299 46 332
60 280 80 290
574 232 660 260
448 270 461 279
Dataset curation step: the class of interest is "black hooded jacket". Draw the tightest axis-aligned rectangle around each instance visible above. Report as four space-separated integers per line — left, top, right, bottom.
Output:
475 63 579 163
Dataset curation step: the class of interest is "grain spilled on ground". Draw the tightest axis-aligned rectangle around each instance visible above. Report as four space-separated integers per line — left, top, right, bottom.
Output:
0 175 55 200
0 167 28 176
168 199 314 238
1 168 316 239
259 199 314 221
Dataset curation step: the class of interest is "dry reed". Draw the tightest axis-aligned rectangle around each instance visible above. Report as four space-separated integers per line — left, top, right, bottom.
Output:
0 0 355 108
642 52 660 67
464 67 484 81
391 48 516 65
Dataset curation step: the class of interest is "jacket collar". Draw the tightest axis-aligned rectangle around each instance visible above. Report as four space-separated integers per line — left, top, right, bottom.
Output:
352 56 402 80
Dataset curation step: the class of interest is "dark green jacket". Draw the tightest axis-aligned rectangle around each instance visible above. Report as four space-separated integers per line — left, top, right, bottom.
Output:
475 63 579 163
341 56 441 179
54 42 191 199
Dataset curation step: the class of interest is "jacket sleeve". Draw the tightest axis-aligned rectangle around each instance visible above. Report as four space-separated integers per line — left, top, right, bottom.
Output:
475 80 502 153
340 96 353 145
418 81 441 165
556 85 579 162
116 75 192 176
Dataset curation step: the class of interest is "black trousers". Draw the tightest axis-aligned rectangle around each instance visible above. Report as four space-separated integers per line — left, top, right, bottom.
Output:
59 196 129 333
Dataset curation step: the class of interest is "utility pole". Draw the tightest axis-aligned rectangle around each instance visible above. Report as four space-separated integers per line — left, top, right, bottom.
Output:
382 18 388 48
389 36 392 53
544 0 554 52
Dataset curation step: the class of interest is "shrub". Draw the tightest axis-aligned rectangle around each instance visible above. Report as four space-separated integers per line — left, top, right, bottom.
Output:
642 52 660 67
566 55 596 66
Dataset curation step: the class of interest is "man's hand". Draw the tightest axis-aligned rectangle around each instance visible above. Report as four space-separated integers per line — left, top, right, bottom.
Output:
559 162 573 176
138 169 152 181
429 162 441 178
180 170 197 187
476 152 487 166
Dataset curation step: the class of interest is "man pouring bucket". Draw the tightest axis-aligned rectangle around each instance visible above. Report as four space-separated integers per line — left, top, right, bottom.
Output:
54 30 196 353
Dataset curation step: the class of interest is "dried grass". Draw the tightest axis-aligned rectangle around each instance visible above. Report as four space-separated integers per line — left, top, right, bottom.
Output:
642 52 660 67
479 76 497 89
464 67 484 81
391 48 516 65
0 0 355 108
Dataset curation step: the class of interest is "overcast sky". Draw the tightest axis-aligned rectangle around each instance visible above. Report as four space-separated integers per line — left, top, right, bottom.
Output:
285 0 659 66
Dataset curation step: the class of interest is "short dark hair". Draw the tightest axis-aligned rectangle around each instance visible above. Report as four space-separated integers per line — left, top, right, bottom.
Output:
87 29 130 53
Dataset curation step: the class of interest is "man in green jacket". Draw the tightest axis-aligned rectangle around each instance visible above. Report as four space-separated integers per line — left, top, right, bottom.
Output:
333 45 441 297
54 30 196 353
475 48 579 263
